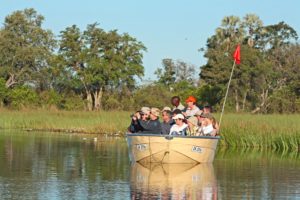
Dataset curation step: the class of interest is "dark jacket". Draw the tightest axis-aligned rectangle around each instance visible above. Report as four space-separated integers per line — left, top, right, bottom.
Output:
138 118 162 134
161 119 175 135
128 119 144 133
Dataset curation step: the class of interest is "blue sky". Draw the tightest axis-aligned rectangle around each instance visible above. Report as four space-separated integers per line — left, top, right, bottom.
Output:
1 0 299 81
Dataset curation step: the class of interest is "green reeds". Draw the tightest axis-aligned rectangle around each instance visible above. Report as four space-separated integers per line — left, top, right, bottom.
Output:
218 114 300 152
0 109 131 135
0 110 299 151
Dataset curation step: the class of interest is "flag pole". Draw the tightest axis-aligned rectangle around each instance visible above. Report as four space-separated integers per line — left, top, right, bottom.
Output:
218 60 237 131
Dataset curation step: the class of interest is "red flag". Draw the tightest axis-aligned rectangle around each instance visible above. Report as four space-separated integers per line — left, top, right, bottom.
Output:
233 45 241 64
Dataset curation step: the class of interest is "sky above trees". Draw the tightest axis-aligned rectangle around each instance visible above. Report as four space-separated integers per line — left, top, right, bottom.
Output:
1 0 300 81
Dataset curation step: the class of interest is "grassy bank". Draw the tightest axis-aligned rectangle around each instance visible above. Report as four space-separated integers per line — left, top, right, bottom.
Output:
218 114 300 152
0 110 131 135
0 110 299 151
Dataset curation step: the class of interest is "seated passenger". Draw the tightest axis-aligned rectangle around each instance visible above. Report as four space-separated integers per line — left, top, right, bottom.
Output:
128 107 151 133
197 113 217 136
212 116 220 135
161 110 174 135
184 96 200 118
171 96 185 112
169 114 188 136
172 108 182 117
194 110 203 126
128 110 143 133
186 116 199 136
203 104 212 114
138 108 162 134
140 107 151 121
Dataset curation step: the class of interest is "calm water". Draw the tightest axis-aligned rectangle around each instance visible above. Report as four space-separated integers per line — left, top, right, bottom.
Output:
0 132 299 200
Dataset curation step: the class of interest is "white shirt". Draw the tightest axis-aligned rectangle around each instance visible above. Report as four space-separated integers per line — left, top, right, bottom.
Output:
185 105 200 117
169 123 188 135
173 103 185 111
201 124 214 135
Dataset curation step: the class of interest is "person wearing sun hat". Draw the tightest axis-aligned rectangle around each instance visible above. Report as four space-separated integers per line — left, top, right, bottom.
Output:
186 116 199 136
128 106 151 133
184 95 200 118
138 107 162 134
197 113 217 136
194 110 204 126
140 107 151 121
169 113 188 135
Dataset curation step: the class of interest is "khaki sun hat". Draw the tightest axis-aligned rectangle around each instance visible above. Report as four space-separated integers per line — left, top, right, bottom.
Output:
194 110 203 116
162 106 172 112
201 113 213 119
141 107 151 114
187 116 198 125
150 108 160 117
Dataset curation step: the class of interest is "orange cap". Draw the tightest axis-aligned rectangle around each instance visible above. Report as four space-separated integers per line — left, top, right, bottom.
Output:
185 96 196 103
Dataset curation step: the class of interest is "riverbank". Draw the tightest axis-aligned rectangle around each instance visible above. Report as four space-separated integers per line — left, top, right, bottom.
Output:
0 110 131 135
0 110 299 151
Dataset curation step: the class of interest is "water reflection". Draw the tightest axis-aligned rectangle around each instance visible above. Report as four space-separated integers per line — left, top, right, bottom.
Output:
0 132 299 200
130 163 217 199
0 132 130 199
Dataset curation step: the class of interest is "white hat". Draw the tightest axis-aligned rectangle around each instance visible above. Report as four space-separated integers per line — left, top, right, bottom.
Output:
173 113 185 120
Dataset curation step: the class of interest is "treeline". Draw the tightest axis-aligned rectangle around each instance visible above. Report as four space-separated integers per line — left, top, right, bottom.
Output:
0 9 299 113
138 15 300 113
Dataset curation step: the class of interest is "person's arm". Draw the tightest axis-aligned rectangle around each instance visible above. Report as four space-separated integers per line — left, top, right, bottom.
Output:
138 119 149 130
210 129 217 136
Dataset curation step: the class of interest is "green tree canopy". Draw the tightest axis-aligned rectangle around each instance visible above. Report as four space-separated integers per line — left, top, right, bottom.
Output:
0 8 56 90
57 23 146 110
200 14 299 113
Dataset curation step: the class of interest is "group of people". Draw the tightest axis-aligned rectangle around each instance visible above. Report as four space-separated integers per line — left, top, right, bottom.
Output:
128 96 219 136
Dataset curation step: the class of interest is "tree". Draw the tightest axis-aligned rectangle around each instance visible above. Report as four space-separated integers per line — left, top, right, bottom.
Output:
155 58 176 86
200 14 299 113
155 58 197 87
57 23 146 111
0 8 56 90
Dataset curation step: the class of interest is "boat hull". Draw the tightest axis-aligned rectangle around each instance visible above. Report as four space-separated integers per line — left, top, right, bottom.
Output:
127 134 220 164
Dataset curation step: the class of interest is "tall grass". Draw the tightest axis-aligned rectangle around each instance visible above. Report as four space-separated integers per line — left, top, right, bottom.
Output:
218 113 300 152
0 109 131 135
0 110 299 151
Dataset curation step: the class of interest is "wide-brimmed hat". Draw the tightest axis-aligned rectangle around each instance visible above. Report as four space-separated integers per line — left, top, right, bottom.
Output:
150 108 160 117
173 113 185 120
194 110 203 116
141 107 150 114
185 96 197 103
200 113 213 119
187 116 198 125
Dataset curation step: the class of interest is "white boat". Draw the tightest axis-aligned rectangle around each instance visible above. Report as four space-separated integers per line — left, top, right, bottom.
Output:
127 133 220 164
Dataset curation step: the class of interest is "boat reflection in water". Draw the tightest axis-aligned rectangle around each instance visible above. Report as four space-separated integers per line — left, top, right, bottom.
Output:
130 163 217 200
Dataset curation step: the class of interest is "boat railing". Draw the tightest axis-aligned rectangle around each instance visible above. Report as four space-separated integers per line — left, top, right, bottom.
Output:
126 133 220 140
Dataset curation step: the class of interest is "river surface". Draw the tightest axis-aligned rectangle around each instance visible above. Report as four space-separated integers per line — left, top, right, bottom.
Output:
0 132 299 200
